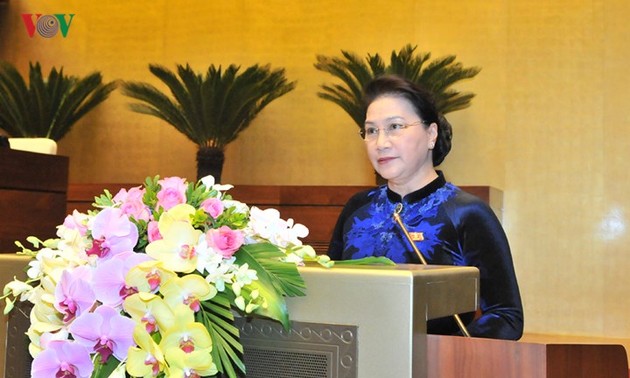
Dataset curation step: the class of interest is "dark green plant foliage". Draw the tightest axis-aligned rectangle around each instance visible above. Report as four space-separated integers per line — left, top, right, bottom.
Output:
0 61 117 141
121 63 296 150
314 44 481 127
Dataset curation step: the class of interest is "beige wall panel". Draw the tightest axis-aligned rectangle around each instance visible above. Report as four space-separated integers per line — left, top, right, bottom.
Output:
601 0 630 337
504 0 630 338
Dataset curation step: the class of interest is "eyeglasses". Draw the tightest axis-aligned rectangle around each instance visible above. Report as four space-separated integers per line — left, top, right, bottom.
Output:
359 121 424 141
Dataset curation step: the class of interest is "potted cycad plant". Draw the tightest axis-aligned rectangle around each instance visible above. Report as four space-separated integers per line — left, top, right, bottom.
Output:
0 61 117 150
121 63 296 182
314 44 481 127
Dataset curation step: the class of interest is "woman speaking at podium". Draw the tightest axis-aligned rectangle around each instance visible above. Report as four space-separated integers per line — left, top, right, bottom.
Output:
327 75 523 340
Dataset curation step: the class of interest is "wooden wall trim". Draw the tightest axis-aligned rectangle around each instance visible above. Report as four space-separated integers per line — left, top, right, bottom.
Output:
68 184 496 208
67 183 501 254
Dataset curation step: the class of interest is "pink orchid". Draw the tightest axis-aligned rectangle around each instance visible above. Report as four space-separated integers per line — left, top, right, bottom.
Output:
87 207 138 259
92 251 154 308
31 340 93 378
201 197 224 218
206 226 244 258
113 186 150 221
54 266 96 323
156 177 187 211
68 305 136 364
61 210 89 236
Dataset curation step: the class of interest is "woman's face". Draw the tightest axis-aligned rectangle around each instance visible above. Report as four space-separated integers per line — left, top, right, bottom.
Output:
364 95 437 189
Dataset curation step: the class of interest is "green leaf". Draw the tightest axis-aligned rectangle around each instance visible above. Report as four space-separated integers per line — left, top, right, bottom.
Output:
333 256 396 266
3 298 14 315
199 296 246 378
93 189 114 208
234 243 305 329
92 356 122 378
236 243 306 297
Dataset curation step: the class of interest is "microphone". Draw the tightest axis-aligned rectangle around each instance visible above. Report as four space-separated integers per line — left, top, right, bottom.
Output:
393 203 471 338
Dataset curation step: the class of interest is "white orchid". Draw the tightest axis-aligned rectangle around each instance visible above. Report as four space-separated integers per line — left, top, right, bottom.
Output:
246 207 309 247
222 199 249 215
200 175 234 195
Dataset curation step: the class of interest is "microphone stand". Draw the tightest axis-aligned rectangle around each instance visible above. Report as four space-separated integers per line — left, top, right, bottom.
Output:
393 203 471 338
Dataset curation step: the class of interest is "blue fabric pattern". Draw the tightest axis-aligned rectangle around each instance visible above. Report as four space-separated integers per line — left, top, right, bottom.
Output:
346 183 458 263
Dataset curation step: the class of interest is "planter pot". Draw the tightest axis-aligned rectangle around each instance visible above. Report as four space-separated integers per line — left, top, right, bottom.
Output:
7 137 57 155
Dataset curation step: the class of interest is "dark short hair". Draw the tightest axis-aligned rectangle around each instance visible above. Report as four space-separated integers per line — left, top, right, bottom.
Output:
363 75 452 166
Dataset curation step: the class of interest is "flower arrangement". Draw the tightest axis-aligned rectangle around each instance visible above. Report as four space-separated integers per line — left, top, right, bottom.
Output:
2 175 333 378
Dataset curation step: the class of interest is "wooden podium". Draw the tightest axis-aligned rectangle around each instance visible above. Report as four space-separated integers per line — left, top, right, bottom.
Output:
1 257 628 377
236 264 628 377
427 334 629 378
0 148 68 253
237 264 481 377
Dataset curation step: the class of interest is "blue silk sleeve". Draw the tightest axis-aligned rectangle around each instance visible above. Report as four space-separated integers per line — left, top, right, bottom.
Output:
439 192 523 340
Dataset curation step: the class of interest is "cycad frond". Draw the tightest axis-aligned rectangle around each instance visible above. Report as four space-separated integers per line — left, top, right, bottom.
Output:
123 81 192 137
387 44 431 82
0 62 31 136
314 44 481 127
314 51 382 126
0 61 116 141
122 63 296 150
51 72 118 140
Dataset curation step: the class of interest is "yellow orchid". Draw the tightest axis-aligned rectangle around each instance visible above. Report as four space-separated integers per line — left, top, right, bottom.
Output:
126 324 166 378
163 347 217 378
35 250 76 284
145 221 203 273
157 203 196 234
27 291 67 357
125 260 177 294
159 304 212 355
30 279 63 324
123 293 175 334
27 325 69 358
159 275 216 312
3 279 33 314
26 280 66 355
56 227 91 266
29 300 64 333
107 362 128 378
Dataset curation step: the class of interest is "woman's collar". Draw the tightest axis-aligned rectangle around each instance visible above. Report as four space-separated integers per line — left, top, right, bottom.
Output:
386 171 446 203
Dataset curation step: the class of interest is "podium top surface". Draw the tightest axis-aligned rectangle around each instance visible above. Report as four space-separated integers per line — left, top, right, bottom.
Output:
299 263 479 282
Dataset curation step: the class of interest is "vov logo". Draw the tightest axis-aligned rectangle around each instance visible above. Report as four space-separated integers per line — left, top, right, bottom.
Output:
22 14 75 38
